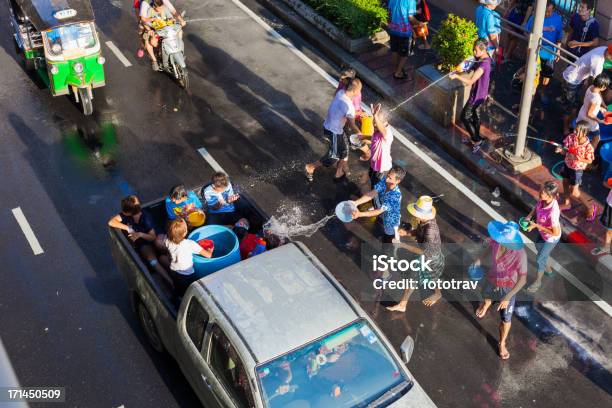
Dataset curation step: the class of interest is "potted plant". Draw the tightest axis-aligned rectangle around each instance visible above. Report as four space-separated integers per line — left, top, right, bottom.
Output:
414 14 478 127
432 14 479 72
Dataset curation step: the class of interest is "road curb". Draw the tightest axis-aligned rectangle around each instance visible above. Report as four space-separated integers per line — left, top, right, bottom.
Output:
255 0 611 278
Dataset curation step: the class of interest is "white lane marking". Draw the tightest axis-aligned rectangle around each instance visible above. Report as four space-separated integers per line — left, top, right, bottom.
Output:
198 147 226 173
105 41 132 67
231 0 612 317
12 207 44 255
229 0 338 86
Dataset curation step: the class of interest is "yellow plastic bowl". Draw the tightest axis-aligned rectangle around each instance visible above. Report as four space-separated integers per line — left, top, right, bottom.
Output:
187 211 206 227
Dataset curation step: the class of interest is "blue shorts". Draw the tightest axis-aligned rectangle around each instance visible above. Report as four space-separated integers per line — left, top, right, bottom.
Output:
482 282 516 323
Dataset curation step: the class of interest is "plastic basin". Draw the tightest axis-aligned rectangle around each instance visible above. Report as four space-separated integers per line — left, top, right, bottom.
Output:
188 225 241 277
600 142 612 181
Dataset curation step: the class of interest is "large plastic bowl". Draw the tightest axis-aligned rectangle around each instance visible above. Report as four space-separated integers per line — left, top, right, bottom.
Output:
600 142 612 181
188 225 241 278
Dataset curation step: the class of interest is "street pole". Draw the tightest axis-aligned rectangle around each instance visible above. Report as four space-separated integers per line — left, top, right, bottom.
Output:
513 0 548 158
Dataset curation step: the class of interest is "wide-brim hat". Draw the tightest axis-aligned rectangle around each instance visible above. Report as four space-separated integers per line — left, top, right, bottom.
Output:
487 221 524 251
479 0 500 5
407 196 436 221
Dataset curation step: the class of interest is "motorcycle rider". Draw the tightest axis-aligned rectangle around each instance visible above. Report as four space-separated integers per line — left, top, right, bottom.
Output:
141 0 186 71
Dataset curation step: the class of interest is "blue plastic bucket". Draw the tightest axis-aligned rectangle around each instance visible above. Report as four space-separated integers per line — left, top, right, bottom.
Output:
467 263 485 281
188 225 241 277
600 142 612 181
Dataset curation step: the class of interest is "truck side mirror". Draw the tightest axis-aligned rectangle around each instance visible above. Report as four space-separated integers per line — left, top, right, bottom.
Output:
400 335 414 363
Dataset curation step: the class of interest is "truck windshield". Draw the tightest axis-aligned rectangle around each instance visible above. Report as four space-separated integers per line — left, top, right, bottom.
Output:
256 320 407 408
44 23 97 59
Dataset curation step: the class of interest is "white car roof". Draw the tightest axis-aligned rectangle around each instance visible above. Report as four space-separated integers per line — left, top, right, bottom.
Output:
199 243 359 363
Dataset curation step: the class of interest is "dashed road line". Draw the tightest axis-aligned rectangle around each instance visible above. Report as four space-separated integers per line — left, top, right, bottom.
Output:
198 147 226 173
12 207 44 255
230 0 612 317
105 41 132 67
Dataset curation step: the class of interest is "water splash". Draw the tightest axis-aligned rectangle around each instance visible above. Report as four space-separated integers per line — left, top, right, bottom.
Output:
263 205 336 239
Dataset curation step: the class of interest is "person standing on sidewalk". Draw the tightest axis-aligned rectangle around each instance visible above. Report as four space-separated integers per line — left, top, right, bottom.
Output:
592 179 612 255
351 166 406 243
475 0 501 59
525 182 561 293
559 44 612 135
450 39 492 153
502 0 533 61
387 0 420 80
566 0 600 59
576 73 609 151
557 121 596 221
386 196 445 312
524 2 563 107
305 79 362 182
475 221 527 360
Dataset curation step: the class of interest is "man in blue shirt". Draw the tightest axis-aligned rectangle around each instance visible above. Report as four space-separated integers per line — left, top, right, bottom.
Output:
475 0 501 58
566 0 599 58
525 2 563 105
352 166 406 243
387 0 419 80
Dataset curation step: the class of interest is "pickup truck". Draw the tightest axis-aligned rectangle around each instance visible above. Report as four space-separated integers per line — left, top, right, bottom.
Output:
110 186 436 408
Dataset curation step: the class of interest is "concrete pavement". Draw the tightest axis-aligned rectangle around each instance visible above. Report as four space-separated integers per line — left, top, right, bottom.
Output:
0 0 610 407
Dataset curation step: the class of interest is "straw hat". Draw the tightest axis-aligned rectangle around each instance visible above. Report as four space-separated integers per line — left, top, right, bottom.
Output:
407 196 436 221
487 221 524 251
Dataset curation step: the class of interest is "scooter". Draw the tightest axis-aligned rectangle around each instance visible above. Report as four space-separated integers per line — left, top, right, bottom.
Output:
154 19 188 89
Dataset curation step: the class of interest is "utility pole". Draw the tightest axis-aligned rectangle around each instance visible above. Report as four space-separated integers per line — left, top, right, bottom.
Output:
513 0 548 158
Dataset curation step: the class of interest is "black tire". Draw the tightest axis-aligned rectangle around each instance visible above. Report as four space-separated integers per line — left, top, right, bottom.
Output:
137 301 165 353
177 65 188 90
78 87 93 115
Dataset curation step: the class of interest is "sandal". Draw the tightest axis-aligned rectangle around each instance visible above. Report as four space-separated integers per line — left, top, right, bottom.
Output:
591 247 610 256
499 344 510 360
305 170 314 182
526 282 541 293
472 143 482 154
586 205 598 222
393 72 408 80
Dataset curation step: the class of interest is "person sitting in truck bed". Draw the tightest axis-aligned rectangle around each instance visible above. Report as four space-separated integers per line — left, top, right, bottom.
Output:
165 218 212 296
165 184 205 225
203 172 242 225
108 195 174 289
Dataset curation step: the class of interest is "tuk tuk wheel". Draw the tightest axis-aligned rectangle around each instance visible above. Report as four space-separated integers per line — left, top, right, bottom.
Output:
78 87 93 115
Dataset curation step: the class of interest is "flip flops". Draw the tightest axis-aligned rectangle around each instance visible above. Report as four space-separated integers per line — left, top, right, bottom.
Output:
586 205 598 223
591 247 610 256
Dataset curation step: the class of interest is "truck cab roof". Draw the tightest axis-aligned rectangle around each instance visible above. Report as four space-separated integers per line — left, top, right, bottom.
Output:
197 242 359 364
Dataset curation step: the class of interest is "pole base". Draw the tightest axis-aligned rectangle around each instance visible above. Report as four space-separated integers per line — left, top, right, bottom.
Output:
494 145 542 174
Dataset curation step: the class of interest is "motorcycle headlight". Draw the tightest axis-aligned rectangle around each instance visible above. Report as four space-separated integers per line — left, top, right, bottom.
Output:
73 62 84 74
97 56 105 65
50 65 59 75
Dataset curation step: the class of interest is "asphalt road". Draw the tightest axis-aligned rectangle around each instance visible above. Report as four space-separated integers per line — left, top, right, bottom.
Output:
0 0 610 407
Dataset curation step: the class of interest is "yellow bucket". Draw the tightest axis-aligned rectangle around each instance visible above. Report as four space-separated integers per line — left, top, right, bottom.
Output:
360 114 374 136
187 211 206 228
358 203 377 224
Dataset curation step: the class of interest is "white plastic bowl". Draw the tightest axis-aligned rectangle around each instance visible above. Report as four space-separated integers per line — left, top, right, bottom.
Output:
335 201 357 223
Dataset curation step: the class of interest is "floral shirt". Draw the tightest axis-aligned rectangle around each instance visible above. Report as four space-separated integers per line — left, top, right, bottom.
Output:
563 133 594 171
374 179 402 232
488 240 527 288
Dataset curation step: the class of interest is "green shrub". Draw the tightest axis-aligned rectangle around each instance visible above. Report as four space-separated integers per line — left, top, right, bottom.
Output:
432 14 478 72
303 0 388 39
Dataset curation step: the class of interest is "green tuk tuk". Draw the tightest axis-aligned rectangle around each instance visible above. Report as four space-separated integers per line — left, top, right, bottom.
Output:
7 0 106 115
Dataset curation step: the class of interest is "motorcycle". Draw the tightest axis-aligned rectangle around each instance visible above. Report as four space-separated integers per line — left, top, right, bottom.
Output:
153 18 188 89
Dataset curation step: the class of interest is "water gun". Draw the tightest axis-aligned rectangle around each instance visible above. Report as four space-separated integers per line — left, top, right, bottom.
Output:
567 147 578 155
249 238 266 258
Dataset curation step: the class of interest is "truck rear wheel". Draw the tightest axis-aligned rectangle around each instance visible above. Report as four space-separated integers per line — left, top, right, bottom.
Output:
137 301 164 353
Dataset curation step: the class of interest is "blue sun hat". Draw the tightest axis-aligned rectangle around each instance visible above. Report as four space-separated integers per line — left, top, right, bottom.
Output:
487 221 524 251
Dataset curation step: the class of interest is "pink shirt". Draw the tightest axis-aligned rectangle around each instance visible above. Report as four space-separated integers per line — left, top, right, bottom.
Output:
488 240 527 287
535 200 561 243
370 126 394 172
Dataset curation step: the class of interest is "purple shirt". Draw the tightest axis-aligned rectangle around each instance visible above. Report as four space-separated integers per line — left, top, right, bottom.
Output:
370 126 394 172
569 14 600 58
535 199 561 242
468 57 492 105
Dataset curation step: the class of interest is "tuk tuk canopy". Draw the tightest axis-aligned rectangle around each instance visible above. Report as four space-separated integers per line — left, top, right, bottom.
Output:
15 0 95 31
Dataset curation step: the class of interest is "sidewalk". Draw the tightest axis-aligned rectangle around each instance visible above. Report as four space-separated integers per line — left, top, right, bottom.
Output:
259 0 612 273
